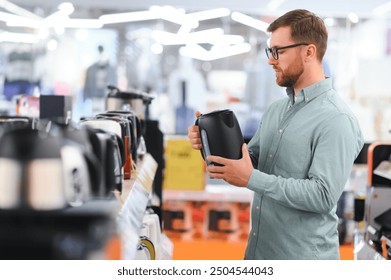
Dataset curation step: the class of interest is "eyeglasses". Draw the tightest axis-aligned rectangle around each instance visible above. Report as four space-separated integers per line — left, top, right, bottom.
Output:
265 43 309 60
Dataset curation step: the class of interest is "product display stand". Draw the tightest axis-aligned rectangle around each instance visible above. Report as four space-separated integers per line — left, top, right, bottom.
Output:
354 142 391 260
115 153 173 260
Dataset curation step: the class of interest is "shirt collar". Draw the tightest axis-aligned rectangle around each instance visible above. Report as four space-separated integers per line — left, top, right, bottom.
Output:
286 77 333 104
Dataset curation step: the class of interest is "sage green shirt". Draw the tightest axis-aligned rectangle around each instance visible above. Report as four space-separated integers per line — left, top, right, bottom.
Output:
245 78 364 260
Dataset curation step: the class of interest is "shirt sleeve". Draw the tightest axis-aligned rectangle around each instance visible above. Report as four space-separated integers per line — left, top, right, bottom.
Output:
247 113 364 214
247 122 261 168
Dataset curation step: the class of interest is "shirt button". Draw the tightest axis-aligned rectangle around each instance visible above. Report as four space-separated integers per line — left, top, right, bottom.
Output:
305 97 310 101
278 129 283 134
268 154 273 158
256 206 260 210
253 232 257 236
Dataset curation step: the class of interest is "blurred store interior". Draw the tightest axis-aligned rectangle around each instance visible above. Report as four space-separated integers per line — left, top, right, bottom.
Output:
1 0 391 260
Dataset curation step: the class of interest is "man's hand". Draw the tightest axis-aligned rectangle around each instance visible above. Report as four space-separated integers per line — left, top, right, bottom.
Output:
206 144 253 187
187 111 202 150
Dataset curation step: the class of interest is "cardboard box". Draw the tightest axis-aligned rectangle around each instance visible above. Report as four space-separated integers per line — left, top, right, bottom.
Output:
163 137 205 191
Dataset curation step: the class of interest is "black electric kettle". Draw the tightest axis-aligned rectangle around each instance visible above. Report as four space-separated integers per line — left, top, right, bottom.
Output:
196 109 244 165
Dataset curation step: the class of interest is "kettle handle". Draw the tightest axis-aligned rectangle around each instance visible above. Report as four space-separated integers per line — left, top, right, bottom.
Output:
83 149 102 196
107 85 120 93
195 118 207 161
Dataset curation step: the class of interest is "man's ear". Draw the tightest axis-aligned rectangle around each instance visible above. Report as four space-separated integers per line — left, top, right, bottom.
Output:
305 44 317 61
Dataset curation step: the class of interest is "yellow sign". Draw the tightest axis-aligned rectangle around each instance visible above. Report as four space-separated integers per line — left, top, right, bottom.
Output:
163 137 205 191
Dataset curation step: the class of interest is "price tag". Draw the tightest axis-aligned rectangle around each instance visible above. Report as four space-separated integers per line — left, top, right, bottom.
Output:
117 181 149 259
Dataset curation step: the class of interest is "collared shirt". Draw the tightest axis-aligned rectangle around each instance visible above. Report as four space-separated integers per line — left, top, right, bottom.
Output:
245 78 364 259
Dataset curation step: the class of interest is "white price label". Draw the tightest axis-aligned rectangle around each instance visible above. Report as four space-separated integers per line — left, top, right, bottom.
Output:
118 181 149 259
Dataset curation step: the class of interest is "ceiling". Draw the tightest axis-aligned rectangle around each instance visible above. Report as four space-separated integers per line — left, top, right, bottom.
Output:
7 0 391 19
2 0 391 64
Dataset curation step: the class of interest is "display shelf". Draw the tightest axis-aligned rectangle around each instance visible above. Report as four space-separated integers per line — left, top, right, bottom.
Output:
113 153 173 260
116 154 157 259
0 199 119 260
163 183 253 203
115 153 158 204
373 160 391 181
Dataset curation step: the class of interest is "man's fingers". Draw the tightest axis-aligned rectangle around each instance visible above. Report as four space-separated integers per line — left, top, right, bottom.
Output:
207 155 229 166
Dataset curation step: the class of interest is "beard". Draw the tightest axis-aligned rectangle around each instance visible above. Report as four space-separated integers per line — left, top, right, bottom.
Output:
275 59 304 88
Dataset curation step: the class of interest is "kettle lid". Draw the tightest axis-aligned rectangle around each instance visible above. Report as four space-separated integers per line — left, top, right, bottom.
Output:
198 109 235 128
107 85 154 103
199 109 231 118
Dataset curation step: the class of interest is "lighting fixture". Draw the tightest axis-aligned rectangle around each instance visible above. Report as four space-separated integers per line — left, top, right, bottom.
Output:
186 8 231 21
151 28 224 45
231 12 269 33
373 1 391 16
179 42 251 61
348 13 359 23
64 19 103 29
99 11 158 24
0 2 250 60
0 31 37 43
324 17 335 27
267 0 286 11
0 0 41 19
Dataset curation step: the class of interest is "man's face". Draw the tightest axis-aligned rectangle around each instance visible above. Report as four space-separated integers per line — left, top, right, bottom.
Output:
268 26 305 88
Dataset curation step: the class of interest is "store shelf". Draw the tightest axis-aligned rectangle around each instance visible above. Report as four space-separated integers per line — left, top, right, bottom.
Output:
0 199 119 260
115 153 162 260
163 183 253 203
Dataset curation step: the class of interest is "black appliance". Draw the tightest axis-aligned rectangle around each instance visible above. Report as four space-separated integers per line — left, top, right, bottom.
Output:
196 109 244 165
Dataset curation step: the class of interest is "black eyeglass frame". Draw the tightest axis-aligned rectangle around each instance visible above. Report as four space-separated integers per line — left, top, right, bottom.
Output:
265 43 309 60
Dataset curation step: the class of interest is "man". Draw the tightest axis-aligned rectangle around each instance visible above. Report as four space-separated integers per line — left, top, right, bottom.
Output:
188 9 364 259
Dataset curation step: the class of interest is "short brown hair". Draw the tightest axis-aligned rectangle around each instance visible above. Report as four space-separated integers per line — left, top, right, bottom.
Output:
267 9 328 61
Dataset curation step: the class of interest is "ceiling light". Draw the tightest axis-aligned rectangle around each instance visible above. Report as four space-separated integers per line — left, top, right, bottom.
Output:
47 39 58 51
267 0 286 11
177 22 199 35
151 28 224 45
58 2 74 14
42 4 74 28
179 42 251 61
150 43 163 54
64 19 103 29
348 13 359 23
373 1 391 16
54 26 65 35
324 17 335 26
99 11 158 24
7 2 76 29
179 44 209 60
6 16 102 29
150 5 196 26
0 11 25 22
0 0 41 19
0 31 37 43
37 28 49 40
231 12 269 33
186 8 231 21
209 35 244 46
